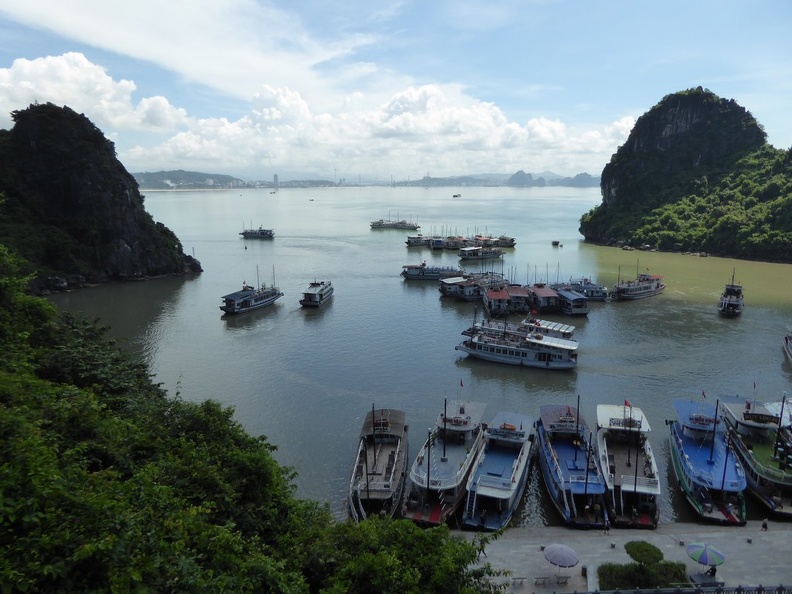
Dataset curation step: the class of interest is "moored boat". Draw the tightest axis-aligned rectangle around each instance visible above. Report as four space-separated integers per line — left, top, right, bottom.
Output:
455 331 578 370
668 398 747 525
552 277 609 301
220 268 283 314
401 262 463 280
556 288 590 316
348 407 409 522
402 400 487 526
610 272 666 300
461 411 535 531
458 246 504 261
405 234 430 247
240 225 274 239
535 403 607 528
299 280 334 307
595 403 660 528
718 269 744 317
719 395 792 519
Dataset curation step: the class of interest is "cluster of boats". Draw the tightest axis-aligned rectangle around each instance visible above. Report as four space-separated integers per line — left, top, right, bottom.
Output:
405 232 517 249
347 393 792 532
220 270 333 314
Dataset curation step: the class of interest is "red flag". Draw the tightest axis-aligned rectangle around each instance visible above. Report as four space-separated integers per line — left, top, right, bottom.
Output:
702 390 706 399
624 400 631 407
460 379 463 388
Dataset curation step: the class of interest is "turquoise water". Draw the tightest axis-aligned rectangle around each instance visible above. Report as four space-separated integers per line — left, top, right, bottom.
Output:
50 186 792 525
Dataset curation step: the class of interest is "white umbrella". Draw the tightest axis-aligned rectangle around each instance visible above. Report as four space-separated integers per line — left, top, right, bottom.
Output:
543 543 579 573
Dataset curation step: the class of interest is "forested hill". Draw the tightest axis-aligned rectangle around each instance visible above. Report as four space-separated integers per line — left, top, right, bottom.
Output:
579 87 792 262
0 103 202 292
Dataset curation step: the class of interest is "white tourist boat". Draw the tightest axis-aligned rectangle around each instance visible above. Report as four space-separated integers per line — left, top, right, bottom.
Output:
610 264 666 300
402 400 488 526
595 403 661 528
405 234 430 246
240 225 274 239
455 332 578 369
458 246 504 261
462 316 576 342
298 280 334 307
370 214 419 230
401 262 463 280
718 269 744 317
220 273 283 314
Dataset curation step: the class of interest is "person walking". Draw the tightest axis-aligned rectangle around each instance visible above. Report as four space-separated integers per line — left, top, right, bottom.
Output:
603 518 611 535
761 517 768 531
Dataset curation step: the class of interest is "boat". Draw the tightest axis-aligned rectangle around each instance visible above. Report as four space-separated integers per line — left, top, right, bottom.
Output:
455 332 578 370
610 264 666 301
595 403 661 528
219 268 283 314
401 262 463 280
552 277 609 301
298 280 334 307
452 193 461 198
719 395 792 519
556 288 590 316
668 398 747 525
784 329 792 365
405 234 430 247
535 403 607 528
462 317 576 342
438 272 507 300
718 269 744 317
552 240 560 247
461 411 535 531
401 400 488 526
526 283 561 313
458 246 504 261
370 213 420 230
240 225 274 239
348 407 409 522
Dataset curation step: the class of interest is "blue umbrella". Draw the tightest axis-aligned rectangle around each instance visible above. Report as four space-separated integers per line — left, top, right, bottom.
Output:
686 542 726 566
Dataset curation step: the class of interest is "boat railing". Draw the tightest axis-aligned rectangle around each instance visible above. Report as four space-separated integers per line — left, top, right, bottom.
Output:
540 431 566 484
729 428 792 485
619 473 661 492
477 473 514 491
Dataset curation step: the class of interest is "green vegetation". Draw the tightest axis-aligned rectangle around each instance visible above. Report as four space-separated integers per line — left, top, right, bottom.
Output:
598 541 686 590
0 244 503 592
579 88 792 261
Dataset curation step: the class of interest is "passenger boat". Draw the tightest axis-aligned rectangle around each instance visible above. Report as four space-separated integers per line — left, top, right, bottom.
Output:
718 269 744 317
402 400 488 526
439 272 507 300
553 277 609 301
610 270 666 300
461 411 534 531
298 280 334 307
719 395 792 519
784 329 792 365
219 268 283 314
461 317 576 342
401 262 463 280
405 234 430 247
458 246 504 261
668 398 747 525
370 215 419 230
240 225 274 239
348 407 409 522
535 403 607 528
595 403 660 528
556 288 590 316
455 331 578 370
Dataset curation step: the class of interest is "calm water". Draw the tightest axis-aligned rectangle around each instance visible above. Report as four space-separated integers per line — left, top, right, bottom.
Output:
50 186 792 526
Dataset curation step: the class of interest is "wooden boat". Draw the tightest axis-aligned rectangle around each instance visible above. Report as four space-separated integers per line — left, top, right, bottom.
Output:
461 411 534 531
668 398 747 525
220 267 283 314
455 332 578 370
348 407 408 522
535 403 607 528
719 395 792 519
718 269 744 316
402 400 487 526
240 225 274 239
610 261 665 300
401 262 463 280
595 403 660 528
298 280 334 307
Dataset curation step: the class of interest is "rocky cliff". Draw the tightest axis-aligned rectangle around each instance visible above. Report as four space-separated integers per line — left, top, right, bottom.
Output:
0 103 201 291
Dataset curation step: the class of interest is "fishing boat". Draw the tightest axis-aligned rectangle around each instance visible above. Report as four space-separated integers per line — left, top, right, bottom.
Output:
719 395 792 519
595 403 661 528
535 403 607 528
402 400 488 526
348 407 409 522
219 267 283 314
784 329 792 365
298 280 334 307
240 225 274 239
668 398 747 525
457 246 504 261
461 317 576 342
461 411 534 531
610 261 666 301
455 332 578 370
401 262 463 280
718 269 744 317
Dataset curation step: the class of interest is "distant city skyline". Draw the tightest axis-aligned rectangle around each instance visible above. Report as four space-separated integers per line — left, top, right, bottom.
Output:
1 1 790 181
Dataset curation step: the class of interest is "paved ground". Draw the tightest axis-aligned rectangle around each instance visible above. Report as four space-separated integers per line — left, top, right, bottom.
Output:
466 519 790 591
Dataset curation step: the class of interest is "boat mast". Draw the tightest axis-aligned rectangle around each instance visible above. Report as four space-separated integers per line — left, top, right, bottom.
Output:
371 403 377 469
574 394 581 463
773 392 787 457
708 399 720 463
442 398 448 461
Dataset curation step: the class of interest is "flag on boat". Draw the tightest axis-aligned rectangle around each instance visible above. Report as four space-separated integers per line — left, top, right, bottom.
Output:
624 400 631 407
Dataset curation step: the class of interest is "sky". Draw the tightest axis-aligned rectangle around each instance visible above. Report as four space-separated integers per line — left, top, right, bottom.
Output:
0 1 790 182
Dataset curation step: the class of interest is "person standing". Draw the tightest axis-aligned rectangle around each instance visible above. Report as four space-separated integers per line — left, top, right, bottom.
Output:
603 518 611 534
761 517 768 531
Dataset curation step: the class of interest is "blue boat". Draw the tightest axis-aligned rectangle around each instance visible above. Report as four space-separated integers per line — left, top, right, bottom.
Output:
668 398 747 525
535 404 607 528
461 411 535 531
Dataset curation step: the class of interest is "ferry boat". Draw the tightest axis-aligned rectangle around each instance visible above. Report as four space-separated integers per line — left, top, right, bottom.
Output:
668 398 747 525
455 332 578 370
461 411 534 531
535 403 607 528
220 270 283 314
402 400 487 526
718 269 744 317
461 317 576 342
556 288 590 316
240 225 274 239
401 262 463 280
348 407 408 522
719 395 792 519
595 403 660 528
610 272 666 300
458 246 504 261
298 280 334 307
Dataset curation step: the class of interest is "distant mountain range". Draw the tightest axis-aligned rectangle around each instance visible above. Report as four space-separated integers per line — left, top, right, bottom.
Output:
131 169 600 190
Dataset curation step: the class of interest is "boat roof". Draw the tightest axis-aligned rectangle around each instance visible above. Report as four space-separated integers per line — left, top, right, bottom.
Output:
529 285 558 297
505 285 530 297
596 404 651 433
539 404 588 433
556 288 588 300
472 332 578 351
521 318 576 334
486 411 533 440
221 286 259 300
673 399 719 431
485 288 510 299
437 401 487 431
360 408 407 437
764 400 792 427
719 395 783 428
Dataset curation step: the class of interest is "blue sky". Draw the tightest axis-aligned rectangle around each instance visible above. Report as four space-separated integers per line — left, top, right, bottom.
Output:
0 0 790 182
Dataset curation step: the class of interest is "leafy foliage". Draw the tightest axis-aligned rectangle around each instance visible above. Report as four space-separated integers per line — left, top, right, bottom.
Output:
624 540 663 565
